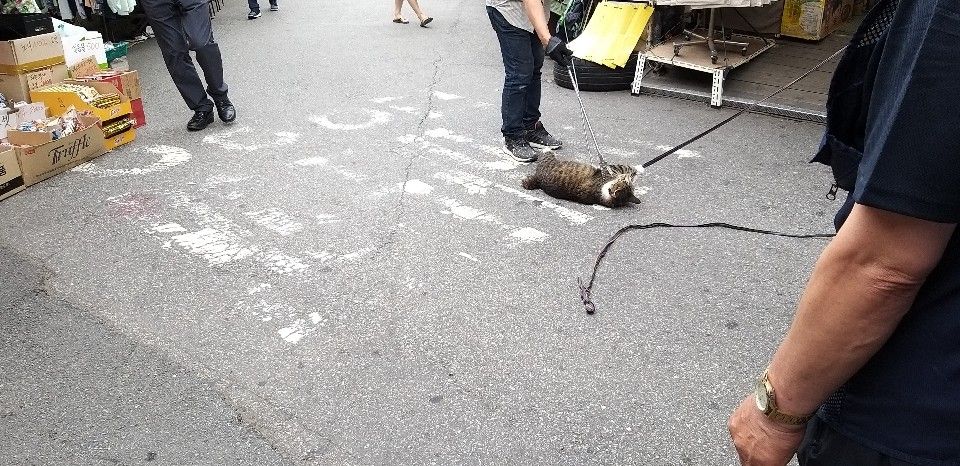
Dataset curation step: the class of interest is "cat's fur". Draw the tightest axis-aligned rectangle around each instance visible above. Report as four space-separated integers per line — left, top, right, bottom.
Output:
521 152 641 208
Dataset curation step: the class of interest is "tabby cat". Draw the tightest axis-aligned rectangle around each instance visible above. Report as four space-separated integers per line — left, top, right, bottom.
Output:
521 152 642 208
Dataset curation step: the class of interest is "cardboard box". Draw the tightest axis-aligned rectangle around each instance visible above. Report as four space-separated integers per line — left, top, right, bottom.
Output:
130 98 145 128
0 33 65 74
119 70 140 100
31 81 132 121
62 34 107 69
69 70 140 100
0 145 24 201
0 102 48 139
103 126 135 151
781 0 855 40
67 55 100 78
0 63 68 103
11 115 105 186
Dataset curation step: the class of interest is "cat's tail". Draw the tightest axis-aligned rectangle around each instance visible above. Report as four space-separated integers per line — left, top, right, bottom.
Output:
521 175 539 190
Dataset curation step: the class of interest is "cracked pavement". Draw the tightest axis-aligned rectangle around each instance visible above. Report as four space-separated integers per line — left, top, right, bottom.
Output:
0 0 836 464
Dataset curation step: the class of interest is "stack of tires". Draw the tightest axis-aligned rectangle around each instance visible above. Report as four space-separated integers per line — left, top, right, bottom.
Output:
553 54 638 92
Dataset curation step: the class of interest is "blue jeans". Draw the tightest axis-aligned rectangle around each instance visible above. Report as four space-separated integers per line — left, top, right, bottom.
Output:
487 6 543 140
248 0 275 12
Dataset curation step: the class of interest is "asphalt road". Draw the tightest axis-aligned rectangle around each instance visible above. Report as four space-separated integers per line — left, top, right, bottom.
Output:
0 1 838 464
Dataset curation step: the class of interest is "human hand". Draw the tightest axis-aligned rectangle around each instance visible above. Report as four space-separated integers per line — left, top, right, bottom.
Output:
728 395 806 466
545 36 574 67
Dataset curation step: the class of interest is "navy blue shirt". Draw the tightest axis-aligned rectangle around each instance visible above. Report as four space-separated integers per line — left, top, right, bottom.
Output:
816 1 960 463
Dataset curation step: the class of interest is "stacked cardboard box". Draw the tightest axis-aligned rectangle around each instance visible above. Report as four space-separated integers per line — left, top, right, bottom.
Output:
31 81 136 151
0 29 147 203
780 0 855 41
0 144 23 202
67 70 144 128
0 33 68 104
9 113 105 186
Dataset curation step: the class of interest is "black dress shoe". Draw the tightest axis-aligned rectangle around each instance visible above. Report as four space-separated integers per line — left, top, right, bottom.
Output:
187 110 215 131
215 98 236 123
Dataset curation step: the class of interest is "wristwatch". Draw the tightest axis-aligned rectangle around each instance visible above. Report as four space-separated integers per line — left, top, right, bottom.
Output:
755 369 815 426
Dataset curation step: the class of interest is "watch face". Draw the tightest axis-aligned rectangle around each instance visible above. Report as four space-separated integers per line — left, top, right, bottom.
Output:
755 378 769 412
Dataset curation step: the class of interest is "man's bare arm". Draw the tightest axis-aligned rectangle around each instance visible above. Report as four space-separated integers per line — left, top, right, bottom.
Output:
521 0 552 45
768 203 955 416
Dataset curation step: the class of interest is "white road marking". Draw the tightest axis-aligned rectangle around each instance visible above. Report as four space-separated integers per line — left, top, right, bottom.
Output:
167 228 258 266
390 105 420 115
495 184 593 225
433 91 463 100
202 126 301 152
371 96 401 103
247 283 273 295
511 227 549 243
315 214 342 224
73 145 192 177
311 109 393 131
403 179 434 195
424 128 473 143
630 140 702 159
433 171 491 195
294 157 328 167
244 209 304 236
458 252 480 262
122 193 311 275
403 179 549 243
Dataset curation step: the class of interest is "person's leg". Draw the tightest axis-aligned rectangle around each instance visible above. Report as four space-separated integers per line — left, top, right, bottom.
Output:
522 32 544 130
140 0 212 112
522 32 561 150
179 0 234 123
487 6 538 161
247 0 259 13
404 0 428 22
487 7 535 141
393 0 404 20
180 0 228 103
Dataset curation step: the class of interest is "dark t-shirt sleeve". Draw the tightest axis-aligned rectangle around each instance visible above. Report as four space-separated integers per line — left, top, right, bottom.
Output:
854 4 960 223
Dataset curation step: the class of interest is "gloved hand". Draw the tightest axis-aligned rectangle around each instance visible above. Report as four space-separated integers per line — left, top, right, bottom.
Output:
545 36 573 68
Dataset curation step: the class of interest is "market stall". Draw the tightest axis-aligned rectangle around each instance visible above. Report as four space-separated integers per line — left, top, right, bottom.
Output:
0 7 146 203
555 0 869 120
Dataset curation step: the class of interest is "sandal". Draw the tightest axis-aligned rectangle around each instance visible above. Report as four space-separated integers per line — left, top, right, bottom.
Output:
393 17 409 24
420 17 433 27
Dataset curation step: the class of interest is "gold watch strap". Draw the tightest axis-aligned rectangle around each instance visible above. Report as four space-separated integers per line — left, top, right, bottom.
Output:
766 409 814 426
760 369 815 426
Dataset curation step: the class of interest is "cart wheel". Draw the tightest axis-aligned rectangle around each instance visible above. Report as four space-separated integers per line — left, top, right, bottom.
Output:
711 55 718 64
674 45 682 56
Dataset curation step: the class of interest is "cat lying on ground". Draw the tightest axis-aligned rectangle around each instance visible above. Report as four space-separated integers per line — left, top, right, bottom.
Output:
521 152 642 208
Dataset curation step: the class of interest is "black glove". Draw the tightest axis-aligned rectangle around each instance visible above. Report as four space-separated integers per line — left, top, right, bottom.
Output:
546 36 573 68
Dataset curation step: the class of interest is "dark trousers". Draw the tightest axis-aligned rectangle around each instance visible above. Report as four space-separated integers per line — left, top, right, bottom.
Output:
487 6 544 140
798 417 912 466
248 0 276 12
141 0 228 113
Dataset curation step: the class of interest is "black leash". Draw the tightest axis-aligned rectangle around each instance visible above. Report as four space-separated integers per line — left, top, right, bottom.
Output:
571 30 850 315
641 45 848 169
578 223 835 315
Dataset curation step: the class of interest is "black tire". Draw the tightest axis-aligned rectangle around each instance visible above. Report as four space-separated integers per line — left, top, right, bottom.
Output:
553 55 638 92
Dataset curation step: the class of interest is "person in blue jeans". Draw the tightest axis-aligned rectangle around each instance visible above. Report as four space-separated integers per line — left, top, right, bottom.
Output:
486 0 572 163
247 0 276 19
